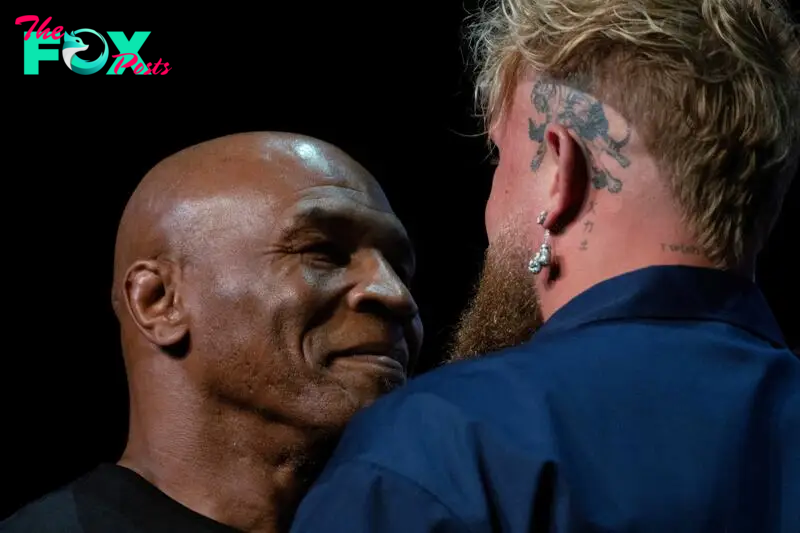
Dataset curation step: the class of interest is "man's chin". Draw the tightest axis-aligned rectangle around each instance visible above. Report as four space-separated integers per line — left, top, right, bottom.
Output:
447 235 543 361
448 300 541 361
328 360 406 407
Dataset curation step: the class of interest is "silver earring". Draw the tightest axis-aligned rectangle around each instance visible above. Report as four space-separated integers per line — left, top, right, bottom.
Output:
528 211 551 274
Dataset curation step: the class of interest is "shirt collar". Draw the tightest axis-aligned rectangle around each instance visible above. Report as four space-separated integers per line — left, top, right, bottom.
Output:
535 265 785 347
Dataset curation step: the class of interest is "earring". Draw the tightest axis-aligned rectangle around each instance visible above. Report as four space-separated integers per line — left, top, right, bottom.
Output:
528 211 551 274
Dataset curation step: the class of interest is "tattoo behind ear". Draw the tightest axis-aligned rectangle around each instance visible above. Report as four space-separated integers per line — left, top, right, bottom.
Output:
590 165 622 193
527 79 630 194
529 118 548 171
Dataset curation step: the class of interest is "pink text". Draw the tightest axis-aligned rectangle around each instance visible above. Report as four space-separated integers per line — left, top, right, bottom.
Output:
16 15 64 41
111 53 171 75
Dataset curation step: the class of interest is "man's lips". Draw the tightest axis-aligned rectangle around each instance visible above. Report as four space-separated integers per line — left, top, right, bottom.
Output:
341 354 406 376
327 342 409 372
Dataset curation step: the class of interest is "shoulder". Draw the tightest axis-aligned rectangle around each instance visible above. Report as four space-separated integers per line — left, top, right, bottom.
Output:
1 487 81 533
327 343 559 479
303 347 562 527
338 347 534 440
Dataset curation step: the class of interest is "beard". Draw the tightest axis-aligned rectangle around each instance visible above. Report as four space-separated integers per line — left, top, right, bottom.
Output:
447 226 544 362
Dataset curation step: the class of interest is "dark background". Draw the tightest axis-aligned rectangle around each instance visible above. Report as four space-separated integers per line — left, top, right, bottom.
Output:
4 4 798 519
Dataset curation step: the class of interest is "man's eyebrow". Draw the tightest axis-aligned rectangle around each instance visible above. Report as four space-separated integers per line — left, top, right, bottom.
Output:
280 206 416 270
279 207 352 238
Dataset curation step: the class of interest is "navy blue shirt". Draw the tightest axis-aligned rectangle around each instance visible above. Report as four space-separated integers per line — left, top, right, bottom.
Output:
291 266 799 533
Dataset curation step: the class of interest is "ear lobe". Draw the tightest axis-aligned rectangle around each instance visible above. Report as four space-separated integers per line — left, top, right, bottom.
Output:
124 260 188 348
544 124 589 233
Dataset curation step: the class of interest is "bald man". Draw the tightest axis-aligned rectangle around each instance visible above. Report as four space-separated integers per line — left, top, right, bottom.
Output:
1 132 422 533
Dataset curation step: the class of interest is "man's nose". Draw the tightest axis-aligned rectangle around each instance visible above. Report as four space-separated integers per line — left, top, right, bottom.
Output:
347 252 418 319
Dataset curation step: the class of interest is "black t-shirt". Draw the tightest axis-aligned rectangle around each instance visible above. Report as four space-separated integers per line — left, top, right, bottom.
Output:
0 464 242 532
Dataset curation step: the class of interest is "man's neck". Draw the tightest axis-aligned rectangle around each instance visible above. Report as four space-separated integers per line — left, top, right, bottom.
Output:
119 401 335 533
538 233 721 321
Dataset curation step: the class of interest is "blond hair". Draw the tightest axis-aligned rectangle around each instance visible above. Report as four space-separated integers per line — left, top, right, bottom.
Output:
469 0 800 267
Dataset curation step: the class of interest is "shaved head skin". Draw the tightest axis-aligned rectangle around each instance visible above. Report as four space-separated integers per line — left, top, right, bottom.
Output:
111 132 422 532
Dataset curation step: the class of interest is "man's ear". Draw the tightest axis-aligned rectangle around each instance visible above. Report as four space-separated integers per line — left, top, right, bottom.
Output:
542 124 589 233
123 259 188 347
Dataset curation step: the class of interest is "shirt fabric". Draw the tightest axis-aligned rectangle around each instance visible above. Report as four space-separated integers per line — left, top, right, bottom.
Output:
1 464 241 533
290 265 800 533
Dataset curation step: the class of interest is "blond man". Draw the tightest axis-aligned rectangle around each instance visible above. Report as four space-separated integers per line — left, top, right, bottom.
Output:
290 1 800 531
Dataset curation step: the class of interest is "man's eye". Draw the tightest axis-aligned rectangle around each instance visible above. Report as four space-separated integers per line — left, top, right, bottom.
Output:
302 242 350 266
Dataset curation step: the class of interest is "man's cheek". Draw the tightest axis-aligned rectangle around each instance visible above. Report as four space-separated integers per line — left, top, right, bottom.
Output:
485 180 511 242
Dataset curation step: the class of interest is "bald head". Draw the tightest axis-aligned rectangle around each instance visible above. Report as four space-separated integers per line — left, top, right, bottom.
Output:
112 132 386 318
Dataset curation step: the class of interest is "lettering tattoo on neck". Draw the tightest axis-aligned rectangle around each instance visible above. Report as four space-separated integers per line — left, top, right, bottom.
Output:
580 214 594 251
528 79 631 194
660 243 703 255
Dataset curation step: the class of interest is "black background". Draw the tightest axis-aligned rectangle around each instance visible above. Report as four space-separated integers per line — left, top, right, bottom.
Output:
3 4 798 519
